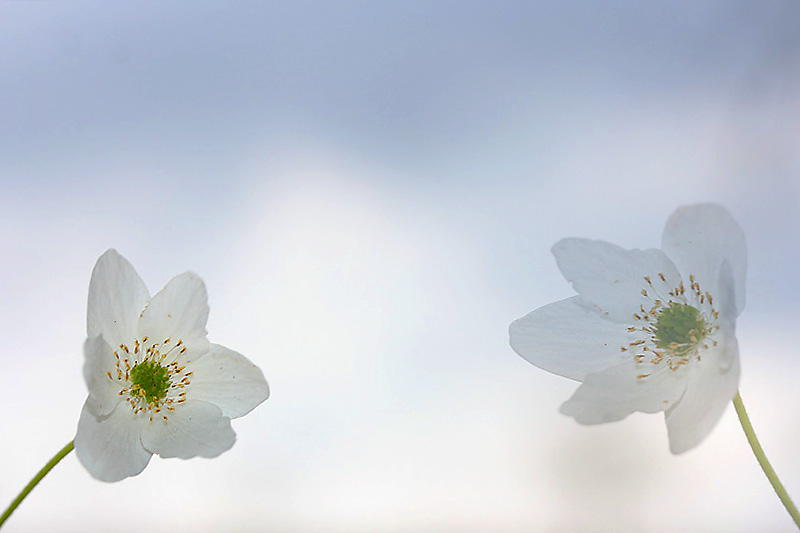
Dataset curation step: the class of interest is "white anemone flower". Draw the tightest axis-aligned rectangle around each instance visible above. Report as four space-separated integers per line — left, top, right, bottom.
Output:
74 249 270 481
510 204 746 453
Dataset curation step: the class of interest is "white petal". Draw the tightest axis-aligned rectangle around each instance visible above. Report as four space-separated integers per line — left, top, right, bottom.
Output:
560 362 687 424
661 203 747 315
715 260 739 371
87 249 150 348
552 239 682 323
82 335 124 416
140 400 236 459
510 296 634 381
138 272 209 352
185 344 270 419
665 330 741 454
74 400 152 482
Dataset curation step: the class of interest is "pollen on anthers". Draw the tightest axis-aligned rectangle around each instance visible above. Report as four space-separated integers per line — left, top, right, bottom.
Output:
106 336 193 422
620 272 720 379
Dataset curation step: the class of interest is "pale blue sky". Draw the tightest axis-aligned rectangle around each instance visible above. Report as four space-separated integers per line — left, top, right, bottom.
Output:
2 2 800 532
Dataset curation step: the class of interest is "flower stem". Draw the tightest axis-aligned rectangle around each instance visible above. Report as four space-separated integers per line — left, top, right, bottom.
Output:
0 440 74 530
733 392 800 528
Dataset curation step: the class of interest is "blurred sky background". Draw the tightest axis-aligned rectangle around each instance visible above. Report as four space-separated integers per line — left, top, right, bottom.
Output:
2 1 800 532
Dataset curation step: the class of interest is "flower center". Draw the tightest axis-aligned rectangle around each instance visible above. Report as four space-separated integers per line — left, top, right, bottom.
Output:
130 360 170 404
623 273 719 378
108 336 193 421
652 302 708 357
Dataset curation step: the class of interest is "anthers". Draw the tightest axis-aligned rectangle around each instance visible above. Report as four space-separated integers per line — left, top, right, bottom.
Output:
109 336 192 420
627 272 720 380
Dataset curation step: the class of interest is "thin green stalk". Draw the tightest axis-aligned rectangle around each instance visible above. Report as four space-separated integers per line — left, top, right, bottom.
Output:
733 392 800 529
0 440 74 529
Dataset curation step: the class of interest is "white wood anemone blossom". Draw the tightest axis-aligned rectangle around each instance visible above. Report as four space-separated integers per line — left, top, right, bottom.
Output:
74 249 270 482
510 204 746 453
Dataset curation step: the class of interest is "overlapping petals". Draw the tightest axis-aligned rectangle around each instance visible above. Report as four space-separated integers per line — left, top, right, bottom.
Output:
75 249 269 481
510 204 746 453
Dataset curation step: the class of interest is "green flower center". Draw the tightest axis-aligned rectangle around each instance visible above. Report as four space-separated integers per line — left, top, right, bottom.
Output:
653 303 707 356
130 360 170 404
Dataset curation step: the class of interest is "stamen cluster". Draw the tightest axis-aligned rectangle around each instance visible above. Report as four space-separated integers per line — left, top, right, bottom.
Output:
622 273 719 379
106 336 193 421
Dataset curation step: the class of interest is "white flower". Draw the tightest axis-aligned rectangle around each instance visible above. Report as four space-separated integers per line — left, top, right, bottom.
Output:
74 249 270 481
510 204 746 453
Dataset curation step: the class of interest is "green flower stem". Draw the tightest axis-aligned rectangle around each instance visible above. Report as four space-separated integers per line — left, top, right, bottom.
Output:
733 392 800 529
0 440 74 530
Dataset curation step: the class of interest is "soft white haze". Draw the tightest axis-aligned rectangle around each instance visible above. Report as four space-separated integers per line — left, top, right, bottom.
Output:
2 2 800 532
